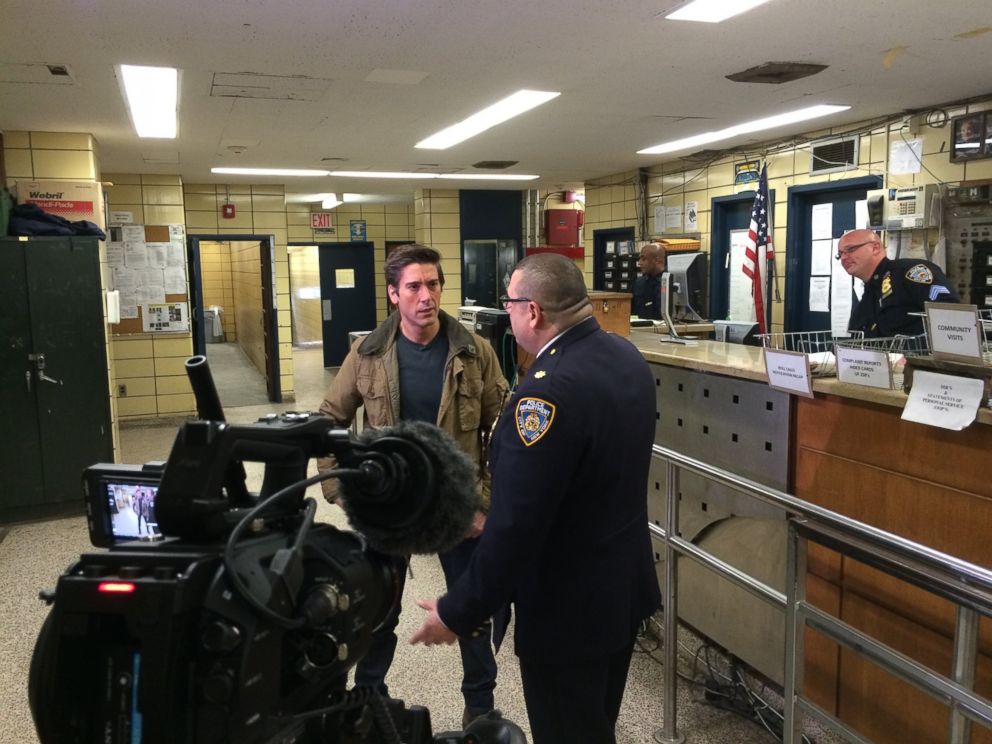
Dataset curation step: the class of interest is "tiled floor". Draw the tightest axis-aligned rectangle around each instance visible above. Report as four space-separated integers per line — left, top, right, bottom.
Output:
1 346 807 743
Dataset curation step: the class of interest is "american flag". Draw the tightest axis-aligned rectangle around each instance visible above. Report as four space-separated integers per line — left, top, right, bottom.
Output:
742 163 774 333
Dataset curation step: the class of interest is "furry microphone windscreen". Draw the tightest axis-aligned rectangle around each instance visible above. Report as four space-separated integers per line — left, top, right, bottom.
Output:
338 420 481 556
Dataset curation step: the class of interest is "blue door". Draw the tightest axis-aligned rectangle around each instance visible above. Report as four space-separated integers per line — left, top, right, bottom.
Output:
318 241 376 366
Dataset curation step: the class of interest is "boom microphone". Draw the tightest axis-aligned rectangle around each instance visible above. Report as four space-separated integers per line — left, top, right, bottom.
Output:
337 420 480 556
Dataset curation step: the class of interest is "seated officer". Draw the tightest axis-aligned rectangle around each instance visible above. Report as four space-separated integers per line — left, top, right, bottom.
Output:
632 242 666 319
839 229 958 337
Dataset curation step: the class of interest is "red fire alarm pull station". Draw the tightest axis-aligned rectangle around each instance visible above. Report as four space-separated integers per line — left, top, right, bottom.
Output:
222 204 236 219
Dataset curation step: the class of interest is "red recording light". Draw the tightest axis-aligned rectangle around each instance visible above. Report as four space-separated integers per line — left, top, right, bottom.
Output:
98 582 136 594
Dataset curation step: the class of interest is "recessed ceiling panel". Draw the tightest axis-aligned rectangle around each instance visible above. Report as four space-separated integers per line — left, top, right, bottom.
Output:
0 63 74 84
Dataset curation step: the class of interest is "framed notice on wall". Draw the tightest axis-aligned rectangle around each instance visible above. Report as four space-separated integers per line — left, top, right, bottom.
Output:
142 302 189 332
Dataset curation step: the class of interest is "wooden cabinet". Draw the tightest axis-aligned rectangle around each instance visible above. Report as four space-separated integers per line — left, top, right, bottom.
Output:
515 291 633 378
587 291 631 336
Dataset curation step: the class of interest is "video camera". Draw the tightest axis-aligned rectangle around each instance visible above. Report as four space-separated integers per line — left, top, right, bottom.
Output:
29 356 525 744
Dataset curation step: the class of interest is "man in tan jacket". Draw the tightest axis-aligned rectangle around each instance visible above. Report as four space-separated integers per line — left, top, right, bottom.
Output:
319 243 509 726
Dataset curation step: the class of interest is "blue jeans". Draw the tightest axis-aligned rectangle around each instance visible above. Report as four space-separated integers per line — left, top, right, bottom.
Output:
354 537 497 711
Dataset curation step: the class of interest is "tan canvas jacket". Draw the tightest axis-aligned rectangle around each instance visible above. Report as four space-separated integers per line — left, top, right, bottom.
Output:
318 310 509 509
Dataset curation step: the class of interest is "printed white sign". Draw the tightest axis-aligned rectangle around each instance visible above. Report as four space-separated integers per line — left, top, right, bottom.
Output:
902 371 983 430
926 303 983 362
836 346 893 389
763 348 814 398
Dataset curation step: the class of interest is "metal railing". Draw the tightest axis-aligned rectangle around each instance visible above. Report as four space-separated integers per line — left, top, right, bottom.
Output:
650 443 992 744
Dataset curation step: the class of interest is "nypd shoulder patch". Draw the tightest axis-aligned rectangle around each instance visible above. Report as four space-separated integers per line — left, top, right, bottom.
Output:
905 264 933 284
515 397 555 447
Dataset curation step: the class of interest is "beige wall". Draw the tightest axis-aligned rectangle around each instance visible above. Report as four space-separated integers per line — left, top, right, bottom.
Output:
183 183 294 398
287 246 322 344
104 173 194 419
585 98 992 332
200 242 237 341
415 188 462 317
230 241 267 375
287 200 415 323
3 130 100 186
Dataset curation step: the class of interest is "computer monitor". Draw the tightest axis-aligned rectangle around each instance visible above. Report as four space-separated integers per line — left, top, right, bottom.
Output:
664 251 709 321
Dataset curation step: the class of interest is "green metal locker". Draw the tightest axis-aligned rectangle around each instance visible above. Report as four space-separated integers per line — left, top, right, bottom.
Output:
0 236 113 522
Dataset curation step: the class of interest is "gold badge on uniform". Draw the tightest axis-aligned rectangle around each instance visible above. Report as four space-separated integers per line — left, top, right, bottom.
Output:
534 370 546 379
881 273 892 298
906 264 933 284
516 397 555 447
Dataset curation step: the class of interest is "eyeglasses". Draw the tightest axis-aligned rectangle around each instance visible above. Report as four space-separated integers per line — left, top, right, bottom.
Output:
500 294 531 310
835 239 876 260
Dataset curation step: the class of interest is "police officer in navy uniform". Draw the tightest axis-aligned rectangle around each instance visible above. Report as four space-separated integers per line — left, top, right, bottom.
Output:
411 253 661 744
631 241 666 319
840 229 959 337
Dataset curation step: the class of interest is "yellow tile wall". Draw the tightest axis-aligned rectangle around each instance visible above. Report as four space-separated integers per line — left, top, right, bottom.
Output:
286 246 323 344
103 173 196 419
584 100 992 332
415 189 462 317
200 242 237 340
230 241 267 376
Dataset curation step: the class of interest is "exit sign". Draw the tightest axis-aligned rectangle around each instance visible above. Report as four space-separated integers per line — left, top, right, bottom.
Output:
311 212 334 229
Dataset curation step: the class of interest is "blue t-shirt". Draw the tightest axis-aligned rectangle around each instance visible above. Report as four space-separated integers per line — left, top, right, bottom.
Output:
396 328 449 423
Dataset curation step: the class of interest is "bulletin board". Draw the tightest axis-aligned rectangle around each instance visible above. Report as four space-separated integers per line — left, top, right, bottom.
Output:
108 223 190 334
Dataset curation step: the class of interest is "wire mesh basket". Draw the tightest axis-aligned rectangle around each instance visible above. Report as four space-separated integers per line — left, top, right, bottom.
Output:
757 330 864 377
833 334 929 390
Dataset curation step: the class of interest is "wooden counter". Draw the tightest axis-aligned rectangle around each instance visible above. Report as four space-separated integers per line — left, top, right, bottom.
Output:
635 335 992 743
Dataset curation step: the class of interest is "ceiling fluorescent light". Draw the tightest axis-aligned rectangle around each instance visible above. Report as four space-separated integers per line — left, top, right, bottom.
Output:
321 193 342 209
438 174 539 181
119 65 178 138
211 167 330 176
330 171 439 179
415 89 561 150
637 104 850 155
665 0 772 23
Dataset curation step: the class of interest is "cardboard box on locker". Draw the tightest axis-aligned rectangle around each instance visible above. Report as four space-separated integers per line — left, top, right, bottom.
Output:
16 179 106 231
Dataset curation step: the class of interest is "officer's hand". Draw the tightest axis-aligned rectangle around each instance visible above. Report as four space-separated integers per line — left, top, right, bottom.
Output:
410 599 458 646
466 510 486 538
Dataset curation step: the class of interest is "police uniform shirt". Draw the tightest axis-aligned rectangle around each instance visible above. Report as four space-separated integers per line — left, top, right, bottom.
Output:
848 256 958 338
632 273 662 319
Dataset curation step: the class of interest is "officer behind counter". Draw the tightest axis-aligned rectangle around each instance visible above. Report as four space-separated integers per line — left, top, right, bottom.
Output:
631 242 666 320
839 228 959 338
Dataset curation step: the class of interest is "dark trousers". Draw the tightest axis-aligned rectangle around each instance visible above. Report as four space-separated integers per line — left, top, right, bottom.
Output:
354 537 497 711
518 637 635 744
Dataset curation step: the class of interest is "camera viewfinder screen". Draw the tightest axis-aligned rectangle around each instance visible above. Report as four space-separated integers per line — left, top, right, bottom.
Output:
104 481 160 540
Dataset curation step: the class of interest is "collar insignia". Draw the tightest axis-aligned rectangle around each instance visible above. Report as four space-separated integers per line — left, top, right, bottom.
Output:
534 370 546 379
515 397 555 447
881 274 892 298
906 264 933 284
549 348 557 355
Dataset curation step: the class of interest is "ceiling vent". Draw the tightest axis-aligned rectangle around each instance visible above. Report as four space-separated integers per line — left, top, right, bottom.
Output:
809 136 859 175
726 61 828 84
473 160 518 169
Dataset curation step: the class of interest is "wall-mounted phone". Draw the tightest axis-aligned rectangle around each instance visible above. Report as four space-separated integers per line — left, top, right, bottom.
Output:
865 185 941 230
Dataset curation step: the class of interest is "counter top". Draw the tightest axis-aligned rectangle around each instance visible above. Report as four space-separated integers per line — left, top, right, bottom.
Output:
628 331 992 426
